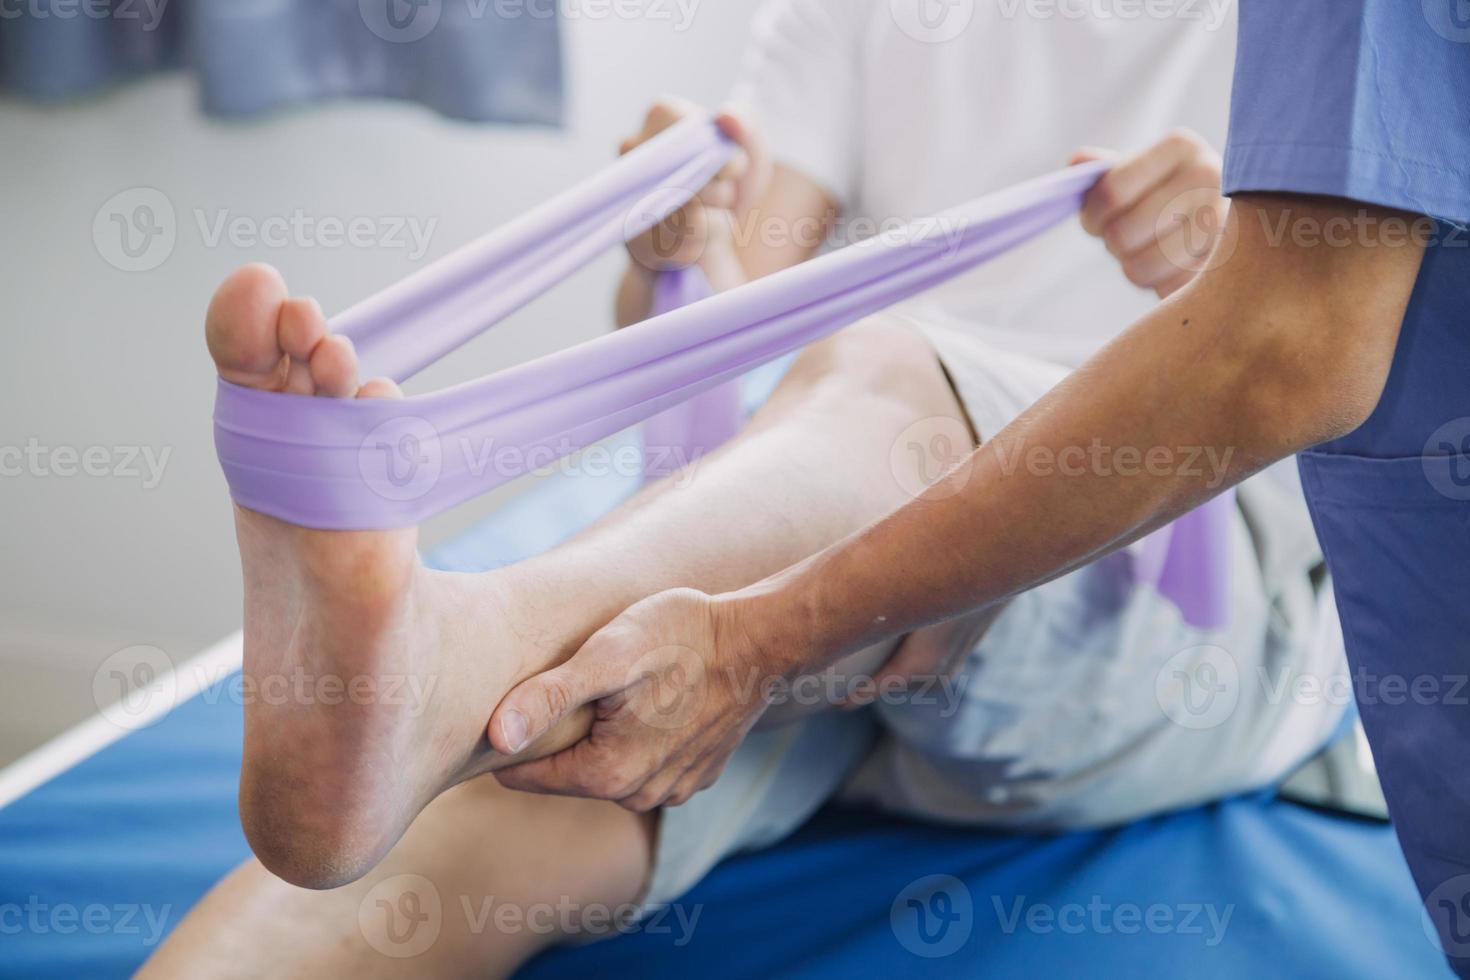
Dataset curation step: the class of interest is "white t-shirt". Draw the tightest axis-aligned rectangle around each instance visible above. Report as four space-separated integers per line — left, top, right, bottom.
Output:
727 2 1351 807
732 0 1237 369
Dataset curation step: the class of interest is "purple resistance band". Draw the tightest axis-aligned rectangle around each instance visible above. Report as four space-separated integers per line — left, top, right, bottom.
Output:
213 117 1231 629
638 265 743 481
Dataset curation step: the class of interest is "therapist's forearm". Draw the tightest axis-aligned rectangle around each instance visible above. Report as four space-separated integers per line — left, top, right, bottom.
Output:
729 195 1424 669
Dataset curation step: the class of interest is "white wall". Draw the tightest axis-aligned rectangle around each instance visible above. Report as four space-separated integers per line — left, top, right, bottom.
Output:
0 8 760 766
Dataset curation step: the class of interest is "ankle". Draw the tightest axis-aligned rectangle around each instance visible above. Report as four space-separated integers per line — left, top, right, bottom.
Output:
489 559 641 672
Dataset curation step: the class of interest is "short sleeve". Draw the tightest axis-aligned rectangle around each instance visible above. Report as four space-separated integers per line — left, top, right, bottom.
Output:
729 0 867 208
1223 0 1470 224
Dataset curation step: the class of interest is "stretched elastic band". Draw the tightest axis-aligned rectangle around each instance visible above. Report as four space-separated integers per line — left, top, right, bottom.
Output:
212 118 1234 629
214 119 1108 530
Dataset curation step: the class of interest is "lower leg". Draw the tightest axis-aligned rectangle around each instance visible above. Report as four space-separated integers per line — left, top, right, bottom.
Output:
142 780 654 980
506 313 975 634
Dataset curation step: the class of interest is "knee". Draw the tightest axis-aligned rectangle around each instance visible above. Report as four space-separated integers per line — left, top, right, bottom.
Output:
784 314 946 408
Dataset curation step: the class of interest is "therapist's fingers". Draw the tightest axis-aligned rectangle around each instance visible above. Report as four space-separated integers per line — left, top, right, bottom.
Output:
662 747 728 809
1078 129 1206 237
495 736 629 799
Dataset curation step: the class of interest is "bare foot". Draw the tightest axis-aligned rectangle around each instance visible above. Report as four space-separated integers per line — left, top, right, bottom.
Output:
209 264 591 889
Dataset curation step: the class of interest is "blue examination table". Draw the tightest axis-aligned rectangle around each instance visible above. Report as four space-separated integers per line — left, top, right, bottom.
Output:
0 422 1451 978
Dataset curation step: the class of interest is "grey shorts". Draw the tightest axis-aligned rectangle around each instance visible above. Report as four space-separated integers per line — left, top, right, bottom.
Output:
640 321 1344 912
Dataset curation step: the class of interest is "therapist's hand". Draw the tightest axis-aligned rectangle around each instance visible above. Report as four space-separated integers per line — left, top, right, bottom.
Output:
622 98 772 275
488 588 780 812
1072 129 1227 298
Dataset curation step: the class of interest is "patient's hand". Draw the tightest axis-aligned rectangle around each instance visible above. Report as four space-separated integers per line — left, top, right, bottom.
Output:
1072 129 1227 298
621 98 772 277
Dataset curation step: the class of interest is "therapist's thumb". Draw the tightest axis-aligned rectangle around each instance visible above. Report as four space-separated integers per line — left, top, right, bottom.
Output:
491 667 579 756
489 638 628 755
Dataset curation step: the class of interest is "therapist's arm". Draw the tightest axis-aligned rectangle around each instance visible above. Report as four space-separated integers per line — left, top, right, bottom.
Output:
486 193 1427 811
732 193 1426 668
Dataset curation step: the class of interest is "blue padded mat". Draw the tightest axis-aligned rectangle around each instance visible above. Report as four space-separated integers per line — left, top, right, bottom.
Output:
0 422 1452 978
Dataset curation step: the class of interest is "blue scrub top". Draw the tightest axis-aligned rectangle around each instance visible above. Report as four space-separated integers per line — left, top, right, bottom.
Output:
1224 1 1470 224
1223 3 1470 974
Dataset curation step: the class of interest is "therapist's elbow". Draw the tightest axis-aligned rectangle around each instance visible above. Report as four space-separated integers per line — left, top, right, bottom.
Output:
1238 330 1390 454
1201 194 1424 456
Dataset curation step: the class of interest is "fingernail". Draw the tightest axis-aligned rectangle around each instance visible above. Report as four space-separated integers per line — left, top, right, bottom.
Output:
502 709 529 754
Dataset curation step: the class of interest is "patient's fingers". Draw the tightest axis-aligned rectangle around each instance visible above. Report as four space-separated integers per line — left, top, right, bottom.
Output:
716 106 772 212
697 177 739 212
1118 241 1180 293
622 95 702 156
1078 129 1205 237
1101 180 1189 260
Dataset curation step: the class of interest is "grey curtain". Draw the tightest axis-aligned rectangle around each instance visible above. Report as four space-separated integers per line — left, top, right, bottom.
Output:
0 0 563 125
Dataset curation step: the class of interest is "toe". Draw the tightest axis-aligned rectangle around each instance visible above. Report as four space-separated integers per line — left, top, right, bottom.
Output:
206 263 290 390
357 377 405 400
278 297 327 360
309 334 361 398
278 297 328 395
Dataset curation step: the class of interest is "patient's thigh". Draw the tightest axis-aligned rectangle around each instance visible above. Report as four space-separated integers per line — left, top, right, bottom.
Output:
844 509 1337 829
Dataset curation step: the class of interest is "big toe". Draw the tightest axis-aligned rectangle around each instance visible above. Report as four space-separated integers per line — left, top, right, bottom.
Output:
206 263 290 390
